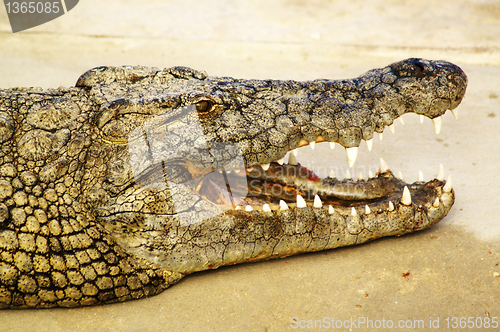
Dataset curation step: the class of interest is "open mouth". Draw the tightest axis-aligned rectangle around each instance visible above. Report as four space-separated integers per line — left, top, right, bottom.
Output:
194 114 453 223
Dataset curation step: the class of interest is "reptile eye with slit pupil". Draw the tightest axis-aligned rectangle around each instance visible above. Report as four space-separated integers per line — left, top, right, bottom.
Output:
195 101 211 113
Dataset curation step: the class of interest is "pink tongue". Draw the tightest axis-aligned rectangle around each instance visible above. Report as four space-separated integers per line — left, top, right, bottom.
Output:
248 163 321 183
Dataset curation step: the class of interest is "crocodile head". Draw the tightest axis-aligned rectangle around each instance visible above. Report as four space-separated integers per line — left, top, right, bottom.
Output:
73 58 466 272
0 58 467 308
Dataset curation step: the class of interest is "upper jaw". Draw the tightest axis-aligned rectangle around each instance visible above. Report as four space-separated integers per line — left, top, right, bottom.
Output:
220 59 468 168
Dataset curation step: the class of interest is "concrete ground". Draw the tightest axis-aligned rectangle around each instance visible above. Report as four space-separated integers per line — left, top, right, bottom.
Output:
1 1 499 331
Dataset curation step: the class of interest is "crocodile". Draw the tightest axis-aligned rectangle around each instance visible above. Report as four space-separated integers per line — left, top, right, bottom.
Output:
0 58 467 308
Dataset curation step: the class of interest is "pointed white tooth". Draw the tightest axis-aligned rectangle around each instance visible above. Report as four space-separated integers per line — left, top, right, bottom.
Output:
346 147 358 168
368 170 374 178
218 170 223 173
226 169 232 174
309 141 316 150
297 195 307 208
261 163 270 171
379 158 389 173
235 169 241 173
398 117 405 125
351 207 357 216
329 142 336 149
433 198 440 208
432 116 442 134
358 172 364 181
288 153 298 166
328 205 334 214
450 109 459 120
366 138 373 151
246 167 253 172
313 195 322 208
378 132 383 141
279 200 289 211
245 205 253 212
401 186 412 205
277 157 285 165
345 170 351 179
365 205 371 214
235 206 242 210
291 148 298 156
419 114 424 123
388 201 394 211
397 171 403 180
329 170 336 178
443 175 452 192
437 164 444 181
389 124 395 133
263 204 271 212
418 171 424 182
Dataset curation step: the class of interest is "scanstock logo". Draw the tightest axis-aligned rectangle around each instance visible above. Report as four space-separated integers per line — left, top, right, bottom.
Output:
3 0 79 32
128 104 248 227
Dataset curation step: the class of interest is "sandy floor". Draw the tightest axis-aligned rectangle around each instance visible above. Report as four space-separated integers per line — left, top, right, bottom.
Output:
1 1 499 331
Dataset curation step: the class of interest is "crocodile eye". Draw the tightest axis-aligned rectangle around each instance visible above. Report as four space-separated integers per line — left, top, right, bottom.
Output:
195 100 212 114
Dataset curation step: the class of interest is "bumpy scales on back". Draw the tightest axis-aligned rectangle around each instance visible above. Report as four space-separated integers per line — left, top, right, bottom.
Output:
0 59 466 308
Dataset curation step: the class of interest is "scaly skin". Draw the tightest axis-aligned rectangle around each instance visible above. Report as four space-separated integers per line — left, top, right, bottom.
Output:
0 58 467 308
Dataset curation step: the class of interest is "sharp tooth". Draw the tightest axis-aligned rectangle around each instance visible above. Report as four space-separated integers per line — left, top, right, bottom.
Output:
226 169 232 174
299 139 309 147
291 148 298 156
351 207 357 216
388 201 394 211
433 198 440 208
379 158 389 173
437 164 444 181
358 172 364 181
261 163 270 171
310 141 316 149
419 115 424 123
288 153 298 166
279 200 289 211
378 132 383 141
235 206 241 210
346 147 358 167
329 170 336 178
365 205 371 214
246 167 253 172
443 175 452 192
297 195 307 208
313 195 322 208
368 170 374 178
235 169 241 173
418 171 424 182
277 157 285 165
401 186 412 205
432 116 442 134
366 138 373 151
345 170 351 179
451 109 459 120
329 142 336 149
397 171 403 180
245 205 253 212
398 117 405 125
327 205 334 214
263 204 271 212
389 124 395 133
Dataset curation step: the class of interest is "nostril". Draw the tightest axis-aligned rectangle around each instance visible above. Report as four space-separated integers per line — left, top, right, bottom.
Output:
414 62 425 73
